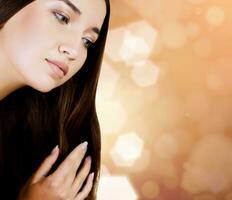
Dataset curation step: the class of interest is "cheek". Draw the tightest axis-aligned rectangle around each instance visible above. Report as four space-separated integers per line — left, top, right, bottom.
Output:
2 10 51 66
72 51 88 75
60 51 87 85
1 8 58 81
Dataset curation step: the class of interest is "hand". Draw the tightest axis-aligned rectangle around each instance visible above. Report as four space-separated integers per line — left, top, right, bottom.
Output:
17 142 94 200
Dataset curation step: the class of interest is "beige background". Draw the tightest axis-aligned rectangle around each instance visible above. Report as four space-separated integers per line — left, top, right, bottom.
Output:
96 0 232 199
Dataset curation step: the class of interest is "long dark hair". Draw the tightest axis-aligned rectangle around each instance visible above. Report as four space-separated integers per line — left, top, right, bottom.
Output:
0 0 110 199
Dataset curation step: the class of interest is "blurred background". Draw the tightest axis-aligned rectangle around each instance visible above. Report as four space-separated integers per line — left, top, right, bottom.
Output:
96 0 232 199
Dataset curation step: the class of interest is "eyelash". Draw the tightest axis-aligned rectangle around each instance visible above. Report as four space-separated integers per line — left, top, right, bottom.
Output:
52 11 94 49
82 37 94 49
53 11 70 24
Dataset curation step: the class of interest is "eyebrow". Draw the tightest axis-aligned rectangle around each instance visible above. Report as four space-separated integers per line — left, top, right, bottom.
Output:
58 0 81 15
57 0 100 36
92 27 100 35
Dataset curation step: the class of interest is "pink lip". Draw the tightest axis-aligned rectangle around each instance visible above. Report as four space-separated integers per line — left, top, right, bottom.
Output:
45 58 69 76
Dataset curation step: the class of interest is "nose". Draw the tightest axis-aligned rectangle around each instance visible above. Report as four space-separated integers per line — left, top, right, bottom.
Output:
58 44 78 61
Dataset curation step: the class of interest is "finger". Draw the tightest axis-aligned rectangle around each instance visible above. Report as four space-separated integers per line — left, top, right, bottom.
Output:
31 145 59 184
74 173 94 200
50 142 88 182
71 156 91 194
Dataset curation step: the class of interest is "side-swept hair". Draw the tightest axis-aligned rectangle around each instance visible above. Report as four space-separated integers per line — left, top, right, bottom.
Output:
0 0 110 199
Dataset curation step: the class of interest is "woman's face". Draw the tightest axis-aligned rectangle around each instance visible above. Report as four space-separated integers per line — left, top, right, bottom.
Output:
0 0 106 92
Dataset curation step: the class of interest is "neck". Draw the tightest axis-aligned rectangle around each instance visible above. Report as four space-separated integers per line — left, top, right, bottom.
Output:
0 75 23 101
0 48 25 101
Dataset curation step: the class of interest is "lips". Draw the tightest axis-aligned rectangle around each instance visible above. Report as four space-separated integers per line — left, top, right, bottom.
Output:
45 58 69 76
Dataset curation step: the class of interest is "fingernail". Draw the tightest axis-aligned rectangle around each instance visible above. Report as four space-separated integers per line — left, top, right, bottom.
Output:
90 172 94 180
86 156 91 163
80 141 88 151
51 145 59 154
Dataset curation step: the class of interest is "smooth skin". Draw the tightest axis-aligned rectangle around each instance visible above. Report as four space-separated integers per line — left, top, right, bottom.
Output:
0 0 106 99
17 142 93 200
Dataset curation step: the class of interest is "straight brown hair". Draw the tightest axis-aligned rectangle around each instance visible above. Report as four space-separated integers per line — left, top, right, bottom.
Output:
0 0 110 199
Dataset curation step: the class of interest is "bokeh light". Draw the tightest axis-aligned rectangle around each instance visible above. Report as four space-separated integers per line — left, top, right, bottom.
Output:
205 6 225 27
110 132 144 167
141 180 160 199
131 60 160 87
97 61 120 100
104 27 126 62
129 148 151 173
97 176 137 200
161 22 187 49
206 59 232 96
181 134 232 194
97 0 232 199
105 20 157 64
120 20 157 65
96 100 127 134
153 133 179 160
151 157 178 181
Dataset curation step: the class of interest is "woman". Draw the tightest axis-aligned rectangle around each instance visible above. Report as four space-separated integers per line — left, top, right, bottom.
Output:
0 0 110 199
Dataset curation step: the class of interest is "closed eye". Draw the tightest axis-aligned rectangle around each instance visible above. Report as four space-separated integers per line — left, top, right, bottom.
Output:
53 11 70 25
52 11 94 49
82 37 94 49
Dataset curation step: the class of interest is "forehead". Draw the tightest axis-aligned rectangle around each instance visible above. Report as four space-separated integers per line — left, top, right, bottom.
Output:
58 0 106 29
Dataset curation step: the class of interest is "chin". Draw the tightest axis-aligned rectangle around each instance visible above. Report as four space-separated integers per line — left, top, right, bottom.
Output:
30 84 53 93
36 86 53 93
27 77 57 93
